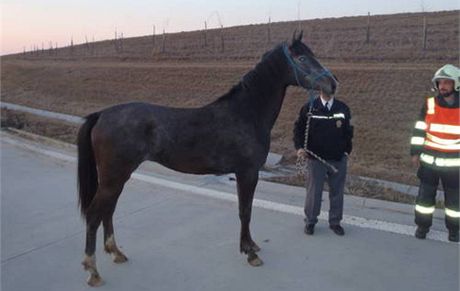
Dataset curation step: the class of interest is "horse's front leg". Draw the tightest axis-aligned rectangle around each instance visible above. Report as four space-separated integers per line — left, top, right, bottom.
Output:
236 169 263 266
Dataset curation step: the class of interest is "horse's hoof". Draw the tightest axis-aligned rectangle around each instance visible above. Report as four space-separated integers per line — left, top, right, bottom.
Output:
247 254 264 267
87 274 104 287
82 262 90 271
251 243 261 253
82 258 94 271
113 253 128 264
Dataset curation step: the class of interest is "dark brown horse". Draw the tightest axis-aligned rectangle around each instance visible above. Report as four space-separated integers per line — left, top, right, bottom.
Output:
77 32 337 286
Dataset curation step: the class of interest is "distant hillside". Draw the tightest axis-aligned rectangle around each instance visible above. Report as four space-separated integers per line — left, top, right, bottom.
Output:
1 10 459 187
6 10 459 63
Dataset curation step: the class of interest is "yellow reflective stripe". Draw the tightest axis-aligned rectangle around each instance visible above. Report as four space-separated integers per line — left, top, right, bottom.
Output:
415 204 435 214
445 208 460 218
420 153 460 167
411 137 425 145
430 123 460 135
415 121 427 130
435 157 460 167
427 97 435 114
420 153 435 164
426 133 460 145
424 140 460 150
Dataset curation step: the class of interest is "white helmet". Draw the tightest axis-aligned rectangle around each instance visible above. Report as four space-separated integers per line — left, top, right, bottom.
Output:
432 64 460 92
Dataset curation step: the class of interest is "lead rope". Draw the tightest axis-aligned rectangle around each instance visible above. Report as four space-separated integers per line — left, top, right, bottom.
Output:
296 95 338 177
282 44 338 176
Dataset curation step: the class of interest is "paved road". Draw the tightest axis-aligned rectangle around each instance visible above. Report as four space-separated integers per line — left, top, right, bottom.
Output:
1 132 459 291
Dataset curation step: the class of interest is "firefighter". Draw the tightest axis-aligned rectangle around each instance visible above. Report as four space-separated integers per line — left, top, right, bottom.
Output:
410 64 460 242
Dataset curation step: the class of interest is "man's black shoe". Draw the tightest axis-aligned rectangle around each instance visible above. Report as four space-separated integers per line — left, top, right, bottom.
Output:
448 230 459 242
304 224 315 235
329 224 345 236
415 227 429 239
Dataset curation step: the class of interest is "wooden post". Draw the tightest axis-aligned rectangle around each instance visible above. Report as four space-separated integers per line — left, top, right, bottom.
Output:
162 29 166 53
220 25 224 53
152 25 156 47
91 36 95 55
366 12 370 44
151 25 156 56
120 32 124 53
267 16 271 44
204 21 208 47
70 37 74 56
114 28 118 53
55 42 58 56
85 35 89 55
422 16 427 50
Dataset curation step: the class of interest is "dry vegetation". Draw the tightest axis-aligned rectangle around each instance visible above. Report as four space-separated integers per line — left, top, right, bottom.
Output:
1 11 459 189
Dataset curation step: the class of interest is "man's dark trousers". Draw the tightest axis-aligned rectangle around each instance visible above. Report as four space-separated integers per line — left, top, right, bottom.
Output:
304 156 347 226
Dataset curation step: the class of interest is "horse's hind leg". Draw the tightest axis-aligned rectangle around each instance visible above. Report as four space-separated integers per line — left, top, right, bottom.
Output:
82 165 135 286
82 191 109 287
103 213 128 263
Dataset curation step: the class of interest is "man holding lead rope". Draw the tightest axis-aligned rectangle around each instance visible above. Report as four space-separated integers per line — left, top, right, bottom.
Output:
293 89 353 236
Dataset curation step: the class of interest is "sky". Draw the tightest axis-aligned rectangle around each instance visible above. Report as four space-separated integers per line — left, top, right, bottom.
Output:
1 0 459 55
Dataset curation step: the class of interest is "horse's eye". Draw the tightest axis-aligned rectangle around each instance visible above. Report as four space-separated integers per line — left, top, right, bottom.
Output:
298 56 307 63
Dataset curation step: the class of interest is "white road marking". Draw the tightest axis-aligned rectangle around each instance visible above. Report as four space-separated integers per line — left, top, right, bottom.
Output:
1 133 450 243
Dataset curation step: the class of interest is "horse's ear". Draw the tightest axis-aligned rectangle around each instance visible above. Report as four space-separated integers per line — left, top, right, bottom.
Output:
297 30 304 41
292 29 298 44
291 30 303 45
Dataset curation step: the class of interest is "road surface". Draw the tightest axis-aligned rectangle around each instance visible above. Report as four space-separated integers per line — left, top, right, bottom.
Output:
1 131 458 291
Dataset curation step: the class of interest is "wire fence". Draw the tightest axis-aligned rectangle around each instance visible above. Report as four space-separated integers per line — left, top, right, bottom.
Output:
20 11 459 63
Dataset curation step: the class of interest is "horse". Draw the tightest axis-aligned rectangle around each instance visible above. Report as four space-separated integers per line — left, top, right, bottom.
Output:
77 31 337 287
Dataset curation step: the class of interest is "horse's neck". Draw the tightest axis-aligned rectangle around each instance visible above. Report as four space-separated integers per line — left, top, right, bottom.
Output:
241 57 288 131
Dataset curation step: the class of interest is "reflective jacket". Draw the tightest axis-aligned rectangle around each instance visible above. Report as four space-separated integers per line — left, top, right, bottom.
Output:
410 93 460 168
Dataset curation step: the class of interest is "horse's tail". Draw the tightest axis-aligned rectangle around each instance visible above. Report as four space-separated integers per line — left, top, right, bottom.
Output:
77 112 100 218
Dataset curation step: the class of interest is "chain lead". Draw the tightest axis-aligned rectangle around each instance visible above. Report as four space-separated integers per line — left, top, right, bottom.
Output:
296 95 338 177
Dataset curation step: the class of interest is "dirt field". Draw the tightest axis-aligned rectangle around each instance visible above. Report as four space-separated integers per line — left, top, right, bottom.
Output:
1 11 459 187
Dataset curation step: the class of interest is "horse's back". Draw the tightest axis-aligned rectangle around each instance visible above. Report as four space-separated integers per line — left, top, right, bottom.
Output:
89 101 268 174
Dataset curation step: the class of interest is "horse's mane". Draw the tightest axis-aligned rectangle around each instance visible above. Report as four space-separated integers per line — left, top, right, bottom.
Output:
211 43 286 104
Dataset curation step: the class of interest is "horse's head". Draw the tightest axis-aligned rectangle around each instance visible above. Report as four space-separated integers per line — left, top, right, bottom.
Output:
283 31 338 95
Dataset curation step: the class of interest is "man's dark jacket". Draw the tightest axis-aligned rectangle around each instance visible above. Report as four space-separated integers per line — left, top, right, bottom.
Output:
293 97 353 161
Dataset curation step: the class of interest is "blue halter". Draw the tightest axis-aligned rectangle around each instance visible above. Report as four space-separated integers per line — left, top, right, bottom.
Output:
282 43 336 96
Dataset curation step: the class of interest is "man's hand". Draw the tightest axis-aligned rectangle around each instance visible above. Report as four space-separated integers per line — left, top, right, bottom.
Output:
297 149 307 159
411 155 420 168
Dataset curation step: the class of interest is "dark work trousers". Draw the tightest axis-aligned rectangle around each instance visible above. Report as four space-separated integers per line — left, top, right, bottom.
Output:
304 155 347 226
415 164 460 232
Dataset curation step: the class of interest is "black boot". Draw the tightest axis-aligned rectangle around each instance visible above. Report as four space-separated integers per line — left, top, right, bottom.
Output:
304 224 315 235
448 230 459 242
415 227 429 239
